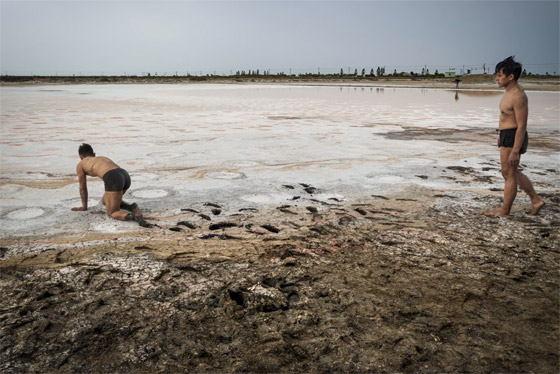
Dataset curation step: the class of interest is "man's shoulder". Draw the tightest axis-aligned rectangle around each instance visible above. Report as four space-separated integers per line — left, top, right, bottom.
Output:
512 87 528 104
76 160 86 175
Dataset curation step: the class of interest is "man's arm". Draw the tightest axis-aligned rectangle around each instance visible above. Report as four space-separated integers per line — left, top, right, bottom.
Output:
509 93 529 167
72 163 88 211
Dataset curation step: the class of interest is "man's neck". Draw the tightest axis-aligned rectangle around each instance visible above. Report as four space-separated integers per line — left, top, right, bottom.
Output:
504 80 519 92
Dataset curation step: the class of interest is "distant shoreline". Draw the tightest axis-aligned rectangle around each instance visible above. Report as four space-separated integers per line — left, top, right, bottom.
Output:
1 74 559 91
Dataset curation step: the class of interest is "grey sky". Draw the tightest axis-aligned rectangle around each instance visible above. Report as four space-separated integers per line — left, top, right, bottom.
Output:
1 0 558 75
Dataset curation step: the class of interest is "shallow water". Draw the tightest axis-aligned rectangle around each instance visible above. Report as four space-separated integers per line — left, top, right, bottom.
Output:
1 84 558 236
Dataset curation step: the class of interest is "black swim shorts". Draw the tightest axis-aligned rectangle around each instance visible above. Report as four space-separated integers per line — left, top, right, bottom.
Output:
103 168 131 192
499 128 528 154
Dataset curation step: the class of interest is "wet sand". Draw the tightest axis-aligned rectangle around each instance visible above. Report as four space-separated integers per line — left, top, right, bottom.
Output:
0 84 559 372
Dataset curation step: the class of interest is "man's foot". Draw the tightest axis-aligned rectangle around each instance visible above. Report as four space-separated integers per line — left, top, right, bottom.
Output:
125 211 152 227
484 209 509 216
131 203 144 218
134 214 152 228
530 200 545 215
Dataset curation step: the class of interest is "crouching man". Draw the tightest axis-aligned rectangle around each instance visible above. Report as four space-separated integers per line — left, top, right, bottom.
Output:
72 143 151 227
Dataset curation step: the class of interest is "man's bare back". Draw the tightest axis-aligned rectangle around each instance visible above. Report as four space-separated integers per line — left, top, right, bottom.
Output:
77 156 120 180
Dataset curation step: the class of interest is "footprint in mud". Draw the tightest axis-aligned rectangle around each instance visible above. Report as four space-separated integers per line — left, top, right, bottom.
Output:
211 209 222 215
177 221 196 229
372 195 390 200
199 214 211 221
354 208 368 216
278 206 297 215
300 183 318 194
209 222 237 230
239 208 258 212
261 225 280 233
306 206 318 213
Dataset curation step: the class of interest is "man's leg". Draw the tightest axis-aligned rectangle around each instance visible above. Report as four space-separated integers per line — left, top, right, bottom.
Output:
104 191 130 221
516 171 545 214
120 200 136 211
486 147 517 216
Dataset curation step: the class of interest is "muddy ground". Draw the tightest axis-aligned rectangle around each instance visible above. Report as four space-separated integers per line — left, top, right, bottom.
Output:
1 185 559 373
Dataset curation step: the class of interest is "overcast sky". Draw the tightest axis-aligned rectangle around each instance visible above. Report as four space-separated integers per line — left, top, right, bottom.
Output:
1 0 558 75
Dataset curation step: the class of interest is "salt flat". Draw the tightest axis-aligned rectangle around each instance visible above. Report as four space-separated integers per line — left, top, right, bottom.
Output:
1 84 558 237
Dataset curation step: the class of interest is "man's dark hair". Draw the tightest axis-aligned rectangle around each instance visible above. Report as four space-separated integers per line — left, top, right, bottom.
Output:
495 56 522 81
78 143 94 157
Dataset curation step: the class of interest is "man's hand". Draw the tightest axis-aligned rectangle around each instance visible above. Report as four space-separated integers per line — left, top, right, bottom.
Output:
508 150 520 168
72 207 87 211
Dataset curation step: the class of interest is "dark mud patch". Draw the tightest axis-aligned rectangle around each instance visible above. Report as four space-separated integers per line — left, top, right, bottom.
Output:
381 126 560 151
381 126 492 143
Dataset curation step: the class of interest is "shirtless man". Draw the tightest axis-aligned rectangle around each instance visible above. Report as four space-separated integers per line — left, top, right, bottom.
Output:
486 56 545 216
72 143 151 227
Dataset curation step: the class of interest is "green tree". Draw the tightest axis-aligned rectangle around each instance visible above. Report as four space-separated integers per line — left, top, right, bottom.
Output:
370 68 374 76
340 68 344 76
361 68 365 76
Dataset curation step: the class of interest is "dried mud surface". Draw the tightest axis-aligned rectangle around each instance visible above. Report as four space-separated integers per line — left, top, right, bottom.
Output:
1 189 559 373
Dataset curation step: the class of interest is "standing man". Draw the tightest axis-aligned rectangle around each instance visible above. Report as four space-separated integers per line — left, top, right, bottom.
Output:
72 143 152 227
486 56 545 216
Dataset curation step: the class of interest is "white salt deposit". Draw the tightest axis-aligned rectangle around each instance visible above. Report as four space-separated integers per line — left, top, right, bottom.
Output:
6 208 45 220
93 221 135 233
132 189 169 198
205 171 245 180
0 84 558 237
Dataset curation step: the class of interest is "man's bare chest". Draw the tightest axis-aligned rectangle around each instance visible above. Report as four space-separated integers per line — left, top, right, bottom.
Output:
500 97 514 115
